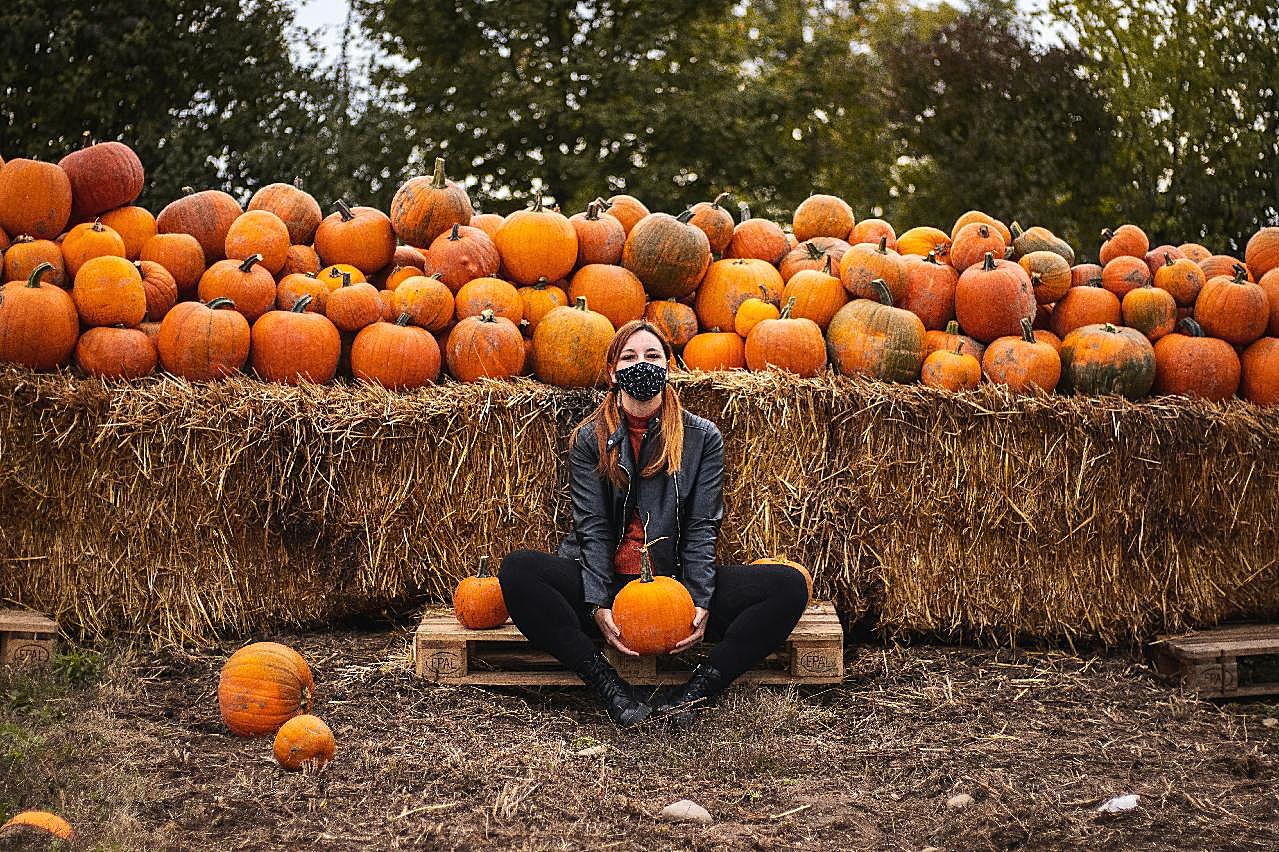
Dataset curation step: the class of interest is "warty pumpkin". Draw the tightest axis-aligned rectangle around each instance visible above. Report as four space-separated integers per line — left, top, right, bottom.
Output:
248 180 323 245
73 255 146 327
157 298 250 380
793 193 854 242
570 201 626 266
826 278 926 382
0 157 73 240
982 318 1061 393
351 312 442 389
611 547 695 655
75 326 157 379
198 254 276 322
274 714 336 772
453 555 509 628
621 210 711 300
530 296 614 387
1152 317 1240 401
494 191 578 285
1058 322 1156 399
0 262 79 369
218 641 315 737
250 295 341 384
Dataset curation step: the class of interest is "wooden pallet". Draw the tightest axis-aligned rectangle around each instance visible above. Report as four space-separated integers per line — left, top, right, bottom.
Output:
1151 623 1279 698
415 602 844 686
0 609 58 668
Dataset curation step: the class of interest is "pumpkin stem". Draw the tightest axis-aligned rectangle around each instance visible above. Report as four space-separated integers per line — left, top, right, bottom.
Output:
14 234 33 244
738 202 751 221
595 196 611 211
638 546 655 583
293 176 304 189
431 156 447 189
238 254 263 273
1102 322 1118 333
532 190 544 212
25 262 54 288
574 295 589 311
676 209 695 224
449 223 462 241
207 297 236 310
395 311 412 326
823 255 833 276
982 252 996 271
292 294 314 313
757 283 773 304
804 241 824 260
340 272 352 288
533 276 549 290
1163 253 1175 267
1176 317 1205 337
476 555 492 578
779 296 797 320
711 192 731 209
1010 221 1024 240
479 308 496 323
877 236 888 254
870 278 892 306
91 218 105 232
181 185 195 195
585 201 600 221
945 320 960 335
1019 317 1035 343
977 224 990 239
925 250 940 265
334 200 355 221
1232 264 1248 283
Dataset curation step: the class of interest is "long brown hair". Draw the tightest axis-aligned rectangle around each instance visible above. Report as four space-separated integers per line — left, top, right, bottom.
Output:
572 320 685 488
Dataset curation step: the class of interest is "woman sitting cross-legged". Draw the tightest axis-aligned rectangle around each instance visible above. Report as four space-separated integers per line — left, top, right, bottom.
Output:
499 320 809 726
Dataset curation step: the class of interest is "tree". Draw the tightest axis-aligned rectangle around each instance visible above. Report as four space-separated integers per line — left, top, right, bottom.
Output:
876 1 1119 253
1047 0 1279 250
0 0 409 210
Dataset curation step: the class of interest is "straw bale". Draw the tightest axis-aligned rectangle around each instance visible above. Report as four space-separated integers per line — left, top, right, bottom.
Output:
1 365 1277 646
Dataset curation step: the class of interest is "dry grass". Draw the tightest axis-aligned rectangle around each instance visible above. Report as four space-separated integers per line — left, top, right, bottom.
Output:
2 366 1278 646
3 625 1279 850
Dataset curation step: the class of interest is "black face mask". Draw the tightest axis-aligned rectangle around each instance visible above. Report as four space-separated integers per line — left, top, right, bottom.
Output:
614 361 667 402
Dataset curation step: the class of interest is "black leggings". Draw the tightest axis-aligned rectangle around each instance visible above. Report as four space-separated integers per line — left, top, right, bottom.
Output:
498 549 809 684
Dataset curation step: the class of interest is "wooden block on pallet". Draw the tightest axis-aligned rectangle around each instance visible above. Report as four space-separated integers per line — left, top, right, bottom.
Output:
0 610 58 668
1152 623 1279 698
415 602 844 687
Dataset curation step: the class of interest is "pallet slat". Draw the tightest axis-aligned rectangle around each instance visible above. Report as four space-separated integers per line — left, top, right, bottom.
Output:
1152 623 1279 699
416 603 844 686
0 609 58 668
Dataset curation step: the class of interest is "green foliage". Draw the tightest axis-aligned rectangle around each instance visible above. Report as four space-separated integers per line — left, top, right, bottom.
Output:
1047 0 1279 250
878 1 1120 253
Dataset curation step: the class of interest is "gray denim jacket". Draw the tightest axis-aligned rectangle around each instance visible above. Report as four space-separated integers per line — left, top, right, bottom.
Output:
557 409 725 609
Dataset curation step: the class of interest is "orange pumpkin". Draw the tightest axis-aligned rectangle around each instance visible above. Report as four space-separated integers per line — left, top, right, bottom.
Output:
62 219 126 277
725 202 788 264
351 313 442 389
58 140 144 221
688 192 736 253
197 254 277 322
1261 268 1279 337
780 256 848 331
644 299 699 349
140 232 206 298
1050 279 1121 339
0 810 75 841
570 201 626 266
896 226 951 261
156 297 251 380
518 277 568 329
326 272 387 333
601 194 650 235
1101 255 1152 299
248 181 323 245
569 264 646 330
250 295 342 384
621 210 711 300
696 258 784 332
849 218 897 251
1019 250 1072 305
954 252 1036 344
923 319 986 362
1199 254 1252 282
75 326 157 379
1058 322 1156 399
1195 265 1268 346
494 192 578 285
793 194 854 242
3 235 67 288
225 209 291 275
469 212 505 241
277 273 330 313
982 318 1061 393
136 260 177 322
426 223 501 293
73 255 146 327
218 641 315 737
390 156 474 248
1154 254 1206 307
453 555 509 628
1178 242 1212 264
839 236 907 303
744 298 827 377
0 158 73 240
1143 244 1185 278
1240 337 1279 407
156 188 242 262
734 285 780 338
99 205 157 261
950 210 1011 244
446 309 526 381
0 262 80 369
1245 227 1279 280
315 200 396 274
901 251 958 330
394 274 456 331
1121 281 1177 341
1098 224 1149 264
682 330 745 371
273 714 336 772
531 296 614 387
779 237 851 282
611 548 695 655
826 278 926 382
921 346 981 391
949 222 1006 272
455 276 523 323
1152 318 1241 401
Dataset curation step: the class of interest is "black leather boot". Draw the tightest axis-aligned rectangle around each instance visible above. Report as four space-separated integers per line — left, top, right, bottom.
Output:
655 664 725 722
575 651 651 727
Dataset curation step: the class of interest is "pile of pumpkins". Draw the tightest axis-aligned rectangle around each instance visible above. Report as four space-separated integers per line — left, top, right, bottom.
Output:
1 141 1277 407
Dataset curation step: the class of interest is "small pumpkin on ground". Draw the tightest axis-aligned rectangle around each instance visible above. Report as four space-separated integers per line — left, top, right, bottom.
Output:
0 810 75 841
273 714 336 772
219 641 315 737
612 547 695 655
453 555 509 628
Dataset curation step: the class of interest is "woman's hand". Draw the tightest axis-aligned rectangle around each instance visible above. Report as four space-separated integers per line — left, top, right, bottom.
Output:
594 607 640 657
671 607 709 653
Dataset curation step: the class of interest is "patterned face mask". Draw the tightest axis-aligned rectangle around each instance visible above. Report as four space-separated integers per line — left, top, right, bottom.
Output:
614 360 667 402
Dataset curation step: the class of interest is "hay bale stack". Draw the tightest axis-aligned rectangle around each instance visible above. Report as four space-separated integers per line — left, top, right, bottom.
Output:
1 366 1276 646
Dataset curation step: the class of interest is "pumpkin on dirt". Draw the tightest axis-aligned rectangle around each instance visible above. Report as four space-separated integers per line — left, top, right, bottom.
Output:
611 548 695 655
453 555 509 628
218 641 315 737
273 714 336 772
0 810 75 841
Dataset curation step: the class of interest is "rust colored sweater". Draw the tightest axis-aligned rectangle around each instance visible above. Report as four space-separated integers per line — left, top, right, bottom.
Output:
612 412 650 576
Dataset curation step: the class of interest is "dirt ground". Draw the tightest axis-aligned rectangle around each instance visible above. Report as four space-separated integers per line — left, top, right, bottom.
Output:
2 623 1278 851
